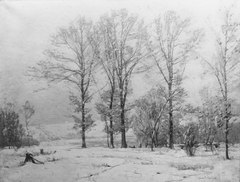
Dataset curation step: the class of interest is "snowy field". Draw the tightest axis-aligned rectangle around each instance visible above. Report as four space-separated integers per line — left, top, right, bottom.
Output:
0 139 240 182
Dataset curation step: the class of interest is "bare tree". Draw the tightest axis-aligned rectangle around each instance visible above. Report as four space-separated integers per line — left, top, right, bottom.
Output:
20 101 35 147
97 9 147 148
148 11 204 148
96 14 120 148
29 17 99 148
202 8 240 159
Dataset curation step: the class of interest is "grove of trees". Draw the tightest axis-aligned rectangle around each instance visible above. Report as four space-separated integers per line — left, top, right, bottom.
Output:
0 101 37 149
27 8 240 159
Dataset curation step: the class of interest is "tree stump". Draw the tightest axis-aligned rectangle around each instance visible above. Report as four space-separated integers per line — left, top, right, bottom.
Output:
23 152 44 165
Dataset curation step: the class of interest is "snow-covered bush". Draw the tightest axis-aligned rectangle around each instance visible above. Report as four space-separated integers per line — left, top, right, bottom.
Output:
183 123 199 156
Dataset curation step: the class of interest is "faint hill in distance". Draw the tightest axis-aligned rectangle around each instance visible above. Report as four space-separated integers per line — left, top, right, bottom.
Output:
29 120 135 143
29 120 106 142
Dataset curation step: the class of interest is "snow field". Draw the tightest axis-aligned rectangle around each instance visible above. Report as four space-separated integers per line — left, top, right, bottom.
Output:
0 140 239 182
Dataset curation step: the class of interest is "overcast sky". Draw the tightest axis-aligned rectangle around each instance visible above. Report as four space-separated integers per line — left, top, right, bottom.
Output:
0 0 239 124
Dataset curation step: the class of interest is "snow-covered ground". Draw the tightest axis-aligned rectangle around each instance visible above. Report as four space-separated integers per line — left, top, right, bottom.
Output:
0 140 239 182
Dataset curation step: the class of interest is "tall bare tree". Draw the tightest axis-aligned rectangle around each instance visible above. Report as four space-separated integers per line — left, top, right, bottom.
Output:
97 9 147 148
148 11 204 148
202 8 240 159
95 14 120 148
29 17 99 148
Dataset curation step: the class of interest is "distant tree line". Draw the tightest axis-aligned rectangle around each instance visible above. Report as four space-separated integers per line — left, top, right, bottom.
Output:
29 7 240 160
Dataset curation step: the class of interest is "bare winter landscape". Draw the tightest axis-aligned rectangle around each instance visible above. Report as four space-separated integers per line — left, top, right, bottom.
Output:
0 0 240 182
0 123 240 182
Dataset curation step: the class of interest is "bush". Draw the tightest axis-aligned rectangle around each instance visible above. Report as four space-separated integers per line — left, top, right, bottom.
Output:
184 123 199 156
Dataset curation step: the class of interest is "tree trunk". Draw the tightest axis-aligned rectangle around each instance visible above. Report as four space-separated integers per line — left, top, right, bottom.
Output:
168 60 174 149
223 54 230 159
120 83 127 148
151 136 154 151
150 130 154 151
109 116 114 148
0 111 4 148
225 119 229 159
224 101 229 159
106 126 109 148
109 89 115 148
155 130 158 147
81 102 86 148
121 111 127 148
81 123 86 148
168 94 174 149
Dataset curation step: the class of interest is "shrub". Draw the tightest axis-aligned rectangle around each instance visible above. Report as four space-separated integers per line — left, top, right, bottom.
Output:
184 123 199 156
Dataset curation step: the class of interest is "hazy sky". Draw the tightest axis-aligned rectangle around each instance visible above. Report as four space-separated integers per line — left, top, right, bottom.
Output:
0 0 239 124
